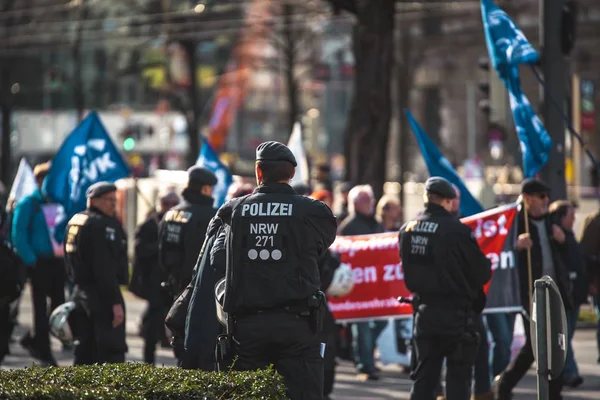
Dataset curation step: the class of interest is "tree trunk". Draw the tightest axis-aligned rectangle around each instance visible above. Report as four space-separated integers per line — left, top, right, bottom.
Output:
1 67 11 187
182 40 200 168
344 0 394 200
283 4 299 136
396 23 413 210
72 1 87 122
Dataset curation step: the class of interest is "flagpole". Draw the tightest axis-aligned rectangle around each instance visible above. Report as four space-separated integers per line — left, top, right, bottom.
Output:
523 199 534 314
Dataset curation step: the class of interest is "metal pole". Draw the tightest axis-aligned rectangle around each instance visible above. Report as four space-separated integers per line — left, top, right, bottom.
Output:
539 0 567 200
534 279 549 400
572 74 581 201
467 81 476 160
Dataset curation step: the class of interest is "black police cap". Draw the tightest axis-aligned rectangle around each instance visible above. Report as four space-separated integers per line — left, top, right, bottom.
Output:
187 166 217 186
521 178 550 195
256 141 297 167
86 181 117 199
425 177 456 199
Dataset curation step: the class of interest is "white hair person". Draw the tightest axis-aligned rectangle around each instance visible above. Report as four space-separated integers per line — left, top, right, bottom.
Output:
347 184 375 216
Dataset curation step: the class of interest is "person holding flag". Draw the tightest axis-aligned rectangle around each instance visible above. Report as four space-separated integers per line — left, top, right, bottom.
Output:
12 162 65 367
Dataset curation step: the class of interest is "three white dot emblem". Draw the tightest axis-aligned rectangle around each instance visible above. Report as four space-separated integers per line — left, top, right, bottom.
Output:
248 249 282 261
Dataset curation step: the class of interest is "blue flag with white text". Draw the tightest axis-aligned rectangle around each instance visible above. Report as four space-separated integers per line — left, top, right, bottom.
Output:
481 0 552 177
405 110 484 217
43 111 130 240
196 136 232 208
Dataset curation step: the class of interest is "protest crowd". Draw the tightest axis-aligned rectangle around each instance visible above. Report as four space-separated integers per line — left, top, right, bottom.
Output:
0 137 600 400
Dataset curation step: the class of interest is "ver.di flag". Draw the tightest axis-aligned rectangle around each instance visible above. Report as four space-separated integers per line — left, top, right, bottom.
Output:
328 203 521 322
43 111 130 241
406 110 484 217
481 0 552 177
287 122 310 186
197 136 232 208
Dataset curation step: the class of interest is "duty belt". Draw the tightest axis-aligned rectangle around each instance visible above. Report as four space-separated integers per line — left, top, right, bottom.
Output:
417 294 471 309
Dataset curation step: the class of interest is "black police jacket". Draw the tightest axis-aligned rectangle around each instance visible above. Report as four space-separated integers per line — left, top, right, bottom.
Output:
64 206 129 313
399 203 492 308
130 213 165 302
211 182 338 314
158 188 217 293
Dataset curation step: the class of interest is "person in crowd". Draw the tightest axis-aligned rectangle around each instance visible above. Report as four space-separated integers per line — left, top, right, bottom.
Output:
549 200 586 388
291 182 313 196
313 164 334 192
579 206 600 363
335 181 352 222
494 179 571 400
208 141 337 399
400 177 491 400
12 162 65 366
158 166 218 367
64 182 129 365
376 194 402 231
130 191 180 365
338 184 387 380
311 189 334 209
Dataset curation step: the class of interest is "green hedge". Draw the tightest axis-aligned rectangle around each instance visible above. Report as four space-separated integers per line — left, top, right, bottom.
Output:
0 363 289 399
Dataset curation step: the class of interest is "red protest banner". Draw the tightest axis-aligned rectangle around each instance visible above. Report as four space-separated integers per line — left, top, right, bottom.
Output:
328 203 520 322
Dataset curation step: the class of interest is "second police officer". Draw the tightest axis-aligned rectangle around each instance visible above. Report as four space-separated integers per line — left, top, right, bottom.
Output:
210 141 337 400
158 166 218 366
63 182 129 365
399 177 492 400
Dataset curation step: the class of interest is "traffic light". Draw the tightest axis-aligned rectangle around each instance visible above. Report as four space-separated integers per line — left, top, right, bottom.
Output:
123 137 136 151
478 56 491 115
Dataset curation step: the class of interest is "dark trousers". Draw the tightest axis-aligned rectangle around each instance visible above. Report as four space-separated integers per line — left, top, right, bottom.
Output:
141 301 166 365
497 314 562 400
233 311 323 400
0 303 10 362
411 335 476 400
321 310 337 397
473 315 491 394
28 258 66 357
72 307 126 365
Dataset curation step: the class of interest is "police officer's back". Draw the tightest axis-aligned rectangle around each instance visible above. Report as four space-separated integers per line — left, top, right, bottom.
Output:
64 182 129 365
399 177 491 400
159 166 218 294
213 142 337 400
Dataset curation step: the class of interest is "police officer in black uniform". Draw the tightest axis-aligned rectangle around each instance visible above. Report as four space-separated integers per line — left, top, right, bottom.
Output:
210 141 337 400
158 165 218 365
399 177 492 400
64 182 129 365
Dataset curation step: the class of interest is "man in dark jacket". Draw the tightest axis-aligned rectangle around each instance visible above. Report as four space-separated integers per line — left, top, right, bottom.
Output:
159 166 217 366
579 208 600 362
131 191 180 365
338 184 386 380
64 182 129 365
549 200 586 387
494 179 571 400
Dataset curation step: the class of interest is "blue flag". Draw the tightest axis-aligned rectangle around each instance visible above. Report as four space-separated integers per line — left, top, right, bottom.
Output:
405 110 484 217
43 111 130 240
481 0 552 177
196 136 232 208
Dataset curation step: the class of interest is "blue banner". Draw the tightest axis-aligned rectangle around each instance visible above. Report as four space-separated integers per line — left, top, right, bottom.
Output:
405 110 484 217
481 0 553 178
43 111 130 240
196 136 232 208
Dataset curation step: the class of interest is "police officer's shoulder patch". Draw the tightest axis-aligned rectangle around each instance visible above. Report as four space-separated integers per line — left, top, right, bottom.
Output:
70 213 89 226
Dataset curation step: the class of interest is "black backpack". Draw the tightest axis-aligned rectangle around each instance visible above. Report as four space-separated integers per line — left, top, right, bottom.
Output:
0 240 26 307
